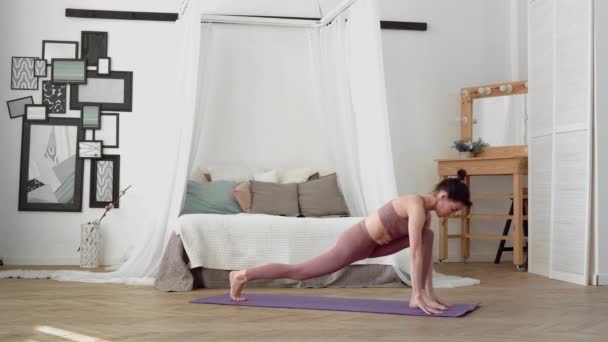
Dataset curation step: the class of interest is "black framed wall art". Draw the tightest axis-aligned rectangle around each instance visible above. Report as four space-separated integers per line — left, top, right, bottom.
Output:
81 31 108 67
78 140 103 159
34 59 47 77
24 104 48 122
81 104 101 129
18 117 84 212
93 113 119 148
10 30 132 212
7 96 34 119
51 59 87 84
90 154 120 208
42 81 67 114
97 57 111 75
70 71 133 111
42 40 79 65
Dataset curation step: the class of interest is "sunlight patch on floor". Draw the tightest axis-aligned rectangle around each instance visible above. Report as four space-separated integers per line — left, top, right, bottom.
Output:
35 326 110 342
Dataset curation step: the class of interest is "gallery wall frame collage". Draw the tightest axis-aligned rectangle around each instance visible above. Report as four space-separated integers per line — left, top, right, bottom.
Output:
7 31 130 212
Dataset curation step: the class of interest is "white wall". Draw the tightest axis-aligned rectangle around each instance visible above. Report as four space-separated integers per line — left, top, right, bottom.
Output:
0 0 183 265
379 0 528 261
0 0 528 265
594 0 608 284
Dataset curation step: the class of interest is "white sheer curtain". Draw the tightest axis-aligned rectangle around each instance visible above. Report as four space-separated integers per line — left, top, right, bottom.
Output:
311 0 398 216
310 0 477 288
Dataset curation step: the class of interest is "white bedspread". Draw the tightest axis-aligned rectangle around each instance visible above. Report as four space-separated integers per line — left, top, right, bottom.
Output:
176 213 480 288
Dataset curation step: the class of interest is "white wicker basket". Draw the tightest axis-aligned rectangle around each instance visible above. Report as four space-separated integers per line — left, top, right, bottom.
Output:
79 222 100 268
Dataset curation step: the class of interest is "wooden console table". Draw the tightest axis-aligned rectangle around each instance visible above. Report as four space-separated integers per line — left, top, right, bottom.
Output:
435 156 528 270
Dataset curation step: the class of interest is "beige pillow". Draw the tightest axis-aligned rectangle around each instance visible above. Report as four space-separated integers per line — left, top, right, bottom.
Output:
251 181 299 216
297 173 349 217
279 168 316 184
253 169 279 183
233 181 252 213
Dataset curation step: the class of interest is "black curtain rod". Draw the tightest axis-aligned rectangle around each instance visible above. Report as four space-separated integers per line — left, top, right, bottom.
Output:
380 21 427 31
66 8 178 21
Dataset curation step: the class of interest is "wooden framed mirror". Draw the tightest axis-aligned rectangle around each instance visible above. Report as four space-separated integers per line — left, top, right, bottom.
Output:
460 80 528 157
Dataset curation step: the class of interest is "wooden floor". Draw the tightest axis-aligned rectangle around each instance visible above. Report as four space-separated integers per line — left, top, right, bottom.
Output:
1 262 606 342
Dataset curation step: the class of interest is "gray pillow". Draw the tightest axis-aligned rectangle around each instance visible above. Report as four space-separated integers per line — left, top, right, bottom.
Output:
298 173 350 217
251 181 299 216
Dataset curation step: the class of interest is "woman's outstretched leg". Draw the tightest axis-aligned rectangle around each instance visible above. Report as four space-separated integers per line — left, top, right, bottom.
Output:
230 221 376 301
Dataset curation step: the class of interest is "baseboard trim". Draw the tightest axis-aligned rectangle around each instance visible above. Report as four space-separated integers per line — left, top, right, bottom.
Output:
550 270 588 286
3 256 79 266
597 275 608 285
436 253 513 263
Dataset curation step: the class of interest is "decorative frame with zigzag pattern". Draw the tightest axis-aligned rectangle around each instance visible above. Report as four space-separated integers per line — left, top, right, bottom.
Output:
89 154 120 208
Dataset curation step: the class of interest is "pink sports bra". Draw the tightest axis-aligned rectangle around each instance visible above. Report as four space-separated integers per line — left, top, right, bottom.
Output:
378 200 410 239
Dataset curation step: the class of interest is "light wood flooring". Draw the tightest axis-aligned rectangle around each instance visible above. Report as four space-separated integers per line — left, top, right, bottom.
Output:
1 262 607 342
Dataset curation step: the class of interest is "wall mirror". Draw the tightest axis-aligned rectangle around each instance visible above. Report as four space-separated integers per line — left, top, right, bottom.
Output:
460 80 528 157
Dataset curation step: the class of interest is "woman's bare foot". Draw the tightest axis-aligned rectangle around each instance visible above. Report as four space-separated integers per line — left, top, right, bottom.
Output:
426 291 450 308
229 270 248 301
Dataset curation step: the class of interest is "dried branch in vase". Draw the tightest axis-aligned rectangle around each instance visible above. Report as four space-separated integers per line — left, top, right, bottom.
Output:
88 185 132 225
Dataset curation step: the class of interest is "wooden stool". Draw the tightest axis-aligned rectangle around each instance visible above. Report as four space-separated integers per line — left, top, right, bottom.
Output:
495 188 528 267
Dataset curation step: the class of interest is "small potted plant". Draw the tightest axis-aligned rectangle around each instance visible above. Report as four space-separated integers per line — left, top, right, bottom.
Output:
452 138 489 158
79 185 132 268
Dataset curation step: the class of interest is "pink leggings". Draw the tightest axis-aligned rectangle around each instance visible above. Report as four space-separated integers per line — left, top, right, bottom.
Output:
245 220 412 281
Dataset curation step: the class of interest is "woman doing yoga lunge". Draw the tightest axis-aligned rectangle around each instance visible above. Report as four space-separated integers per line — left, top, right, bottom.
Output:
229 169 472 315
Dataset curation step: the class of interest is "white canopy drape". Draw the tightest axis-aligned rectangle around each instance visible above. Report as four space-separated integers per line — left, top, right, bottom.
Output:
311 0 398 216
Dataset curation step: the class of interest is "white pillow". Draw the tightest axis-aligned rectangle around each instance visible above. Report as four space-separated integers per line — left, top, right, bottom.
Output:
204 165 253 182
279 168 316 184
253 169 279 183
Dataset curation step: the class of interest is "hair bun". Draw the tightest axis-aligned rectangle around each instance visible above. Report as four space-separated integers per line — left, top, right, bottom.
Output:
457 169 467 181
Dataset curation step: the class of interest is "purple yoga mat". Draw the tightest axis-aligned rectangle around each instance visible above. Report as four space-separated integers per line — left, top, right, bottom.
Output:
190 293 479 317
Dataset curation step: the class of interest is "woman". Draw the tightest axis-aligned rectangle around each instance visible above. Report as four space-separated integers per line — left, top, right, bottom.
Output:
229 169 472 315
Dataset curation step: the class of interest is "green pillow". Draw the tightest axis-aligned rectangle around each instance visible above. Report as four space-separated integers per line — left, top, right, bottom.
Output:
180 180 242 215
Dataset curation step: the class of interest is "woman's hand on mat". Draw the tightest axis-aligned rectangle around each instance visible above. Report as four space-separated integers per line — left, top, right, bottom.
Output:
409 294 443 315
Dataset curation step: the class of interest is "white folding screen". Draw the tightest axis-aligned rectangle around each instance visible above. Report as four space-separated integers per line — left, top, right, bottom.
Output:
594 0 608 285
528 0 554 278
528 0 593 285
